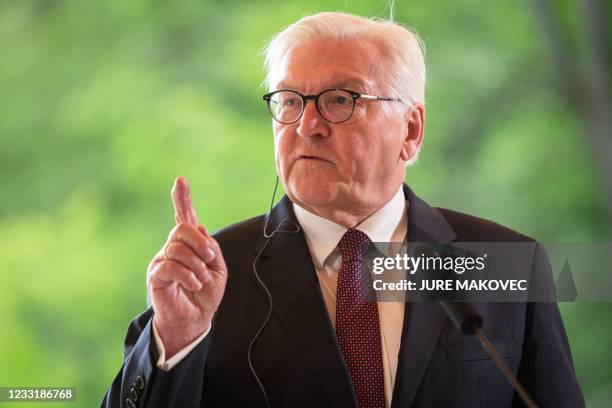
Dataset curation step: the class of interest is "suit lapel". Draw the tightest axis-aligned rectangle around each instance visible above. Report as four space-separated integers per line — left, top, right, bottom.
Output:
390 185 458 408
252 196 358 408
250 186 459 408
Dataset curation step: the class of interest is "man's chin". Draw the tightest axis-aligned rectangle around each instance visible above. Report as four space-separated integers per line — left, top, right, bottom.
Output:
287 183 339 211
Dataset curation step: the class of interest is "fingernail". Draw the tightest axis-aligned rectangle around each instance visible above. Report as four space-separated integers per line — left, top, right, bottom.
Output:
198 263 212 283
207 247 215 260
203 272 212 283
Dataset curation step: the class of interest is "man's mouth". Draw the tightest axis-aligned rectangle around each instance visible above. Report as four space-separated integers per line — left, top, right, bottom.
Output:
298 155 328 162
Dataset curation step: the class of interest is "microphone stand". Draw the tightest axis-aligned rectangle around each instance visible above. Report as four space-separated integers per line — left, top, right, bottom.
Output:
439 301 538 408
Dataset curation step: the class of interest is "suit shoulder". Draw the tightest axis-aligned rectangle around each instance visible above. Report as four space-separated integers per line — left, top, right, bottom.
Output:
436 207 535 242
212 214 265 250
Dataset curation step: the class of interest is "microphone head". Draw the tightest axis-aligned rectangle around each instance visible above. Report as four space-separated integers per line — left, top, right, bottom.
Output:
439 301 483 335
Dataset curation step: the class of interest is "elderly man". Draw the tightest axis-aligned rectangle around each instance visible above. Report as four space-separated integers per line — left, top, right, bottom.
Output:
102 12 584 408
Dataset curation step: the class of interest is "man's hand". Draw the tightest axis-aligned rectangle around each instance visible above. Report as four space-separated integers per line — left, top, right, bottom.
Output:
147 176 227 358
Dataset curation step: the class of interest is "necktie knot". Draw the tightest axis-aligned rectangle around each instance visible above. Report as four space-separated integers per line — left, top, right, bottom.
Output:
338 229 371 262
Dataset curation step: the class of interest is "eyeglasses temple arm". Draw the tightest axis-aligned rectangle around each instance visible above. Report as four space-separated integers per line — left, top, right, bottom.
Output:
359 94 402 102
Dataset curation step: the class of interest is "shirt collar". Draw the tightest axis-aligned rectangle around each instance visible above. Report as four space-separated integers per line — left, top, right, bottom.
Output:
293 185 407 269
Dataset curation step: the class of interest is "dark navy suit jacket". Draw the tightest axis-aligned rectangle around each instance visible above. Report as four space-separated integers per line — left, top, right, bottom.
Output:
102 185 584 407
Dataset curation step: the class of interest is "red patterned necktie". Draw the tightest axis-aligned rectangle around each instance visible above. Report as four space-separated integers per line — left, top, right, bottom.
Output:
336 229 385 408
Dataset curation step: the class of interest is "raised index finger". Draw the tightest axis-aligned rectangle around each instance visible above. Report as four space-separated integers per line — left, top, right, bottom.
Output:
171 176 199 226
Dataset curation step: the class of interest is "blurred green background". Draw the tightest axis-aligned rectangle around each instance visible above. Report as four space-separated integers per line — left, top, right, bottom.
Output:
1 0 611 406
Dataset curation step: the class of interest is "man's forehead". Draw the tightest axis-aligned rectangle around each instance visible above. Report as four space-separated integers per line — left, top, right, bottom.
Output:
275 77 371 92
270 38 380 92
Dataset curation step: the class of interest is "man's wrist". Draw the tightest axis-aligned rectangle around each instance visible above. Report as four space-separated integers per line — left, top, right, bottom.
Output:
153 316 212 359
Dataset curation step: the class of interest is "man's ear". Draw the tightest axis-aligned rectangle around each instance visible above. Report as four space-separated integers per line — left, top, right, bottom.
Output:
399 103 425 162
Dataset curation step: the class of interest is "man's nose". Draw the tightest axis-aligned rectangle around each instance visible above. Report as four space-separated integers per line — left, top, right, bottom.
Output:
296 100 330 139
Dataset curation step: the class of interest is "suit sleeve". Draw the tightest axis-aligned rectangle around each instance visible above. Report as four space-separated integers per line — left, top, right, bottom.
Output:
513 244 585 408
101 308 213 408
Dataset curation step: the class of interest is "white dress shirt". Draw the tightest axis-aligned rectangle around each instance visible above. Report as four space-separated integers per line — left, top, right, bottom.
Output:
154 185 408 407
293 185 407 407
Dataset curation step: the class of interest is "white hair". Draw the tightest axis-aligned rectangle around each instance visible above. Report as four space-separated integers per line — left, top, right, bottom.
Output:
262 11 426 165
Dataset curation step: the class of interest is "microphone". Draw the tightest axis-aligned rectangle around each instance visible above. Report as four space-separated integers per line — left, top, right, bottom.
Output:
412 244 538 408
441 301 538 408
438 301 482 335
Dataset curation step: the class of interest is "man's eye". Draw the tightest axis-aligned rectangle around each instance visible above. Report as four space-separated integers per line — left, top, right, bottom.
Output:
333 96 349 105
282 98 298 107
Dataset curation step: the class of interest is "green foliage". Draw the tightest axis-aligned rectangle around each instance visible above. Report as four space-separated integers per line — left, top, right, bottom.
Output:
0 0 610 406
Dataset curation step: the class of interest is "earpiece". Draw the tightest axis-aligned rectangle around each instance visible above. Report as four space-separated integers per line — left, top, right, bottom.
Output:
248 174 300 408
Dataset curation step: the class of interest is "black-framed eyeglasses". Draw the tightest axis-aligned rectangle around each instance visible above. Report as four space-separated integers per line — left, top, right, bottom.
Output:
262 88 402 124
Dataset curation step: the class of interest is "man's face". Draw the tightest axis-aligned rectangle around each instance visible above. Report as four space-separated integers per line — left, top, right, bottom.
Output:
271 37 417 218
